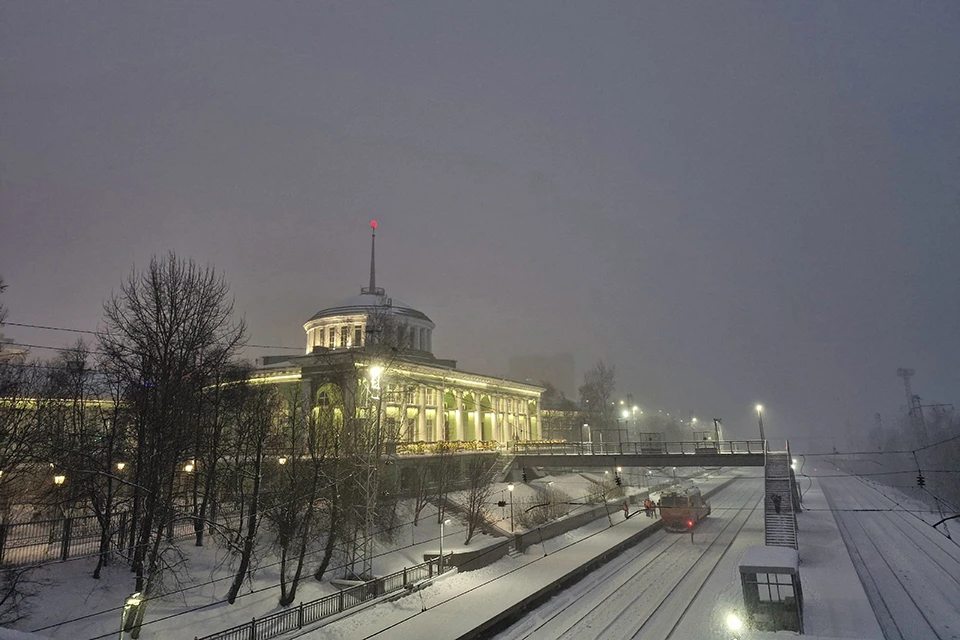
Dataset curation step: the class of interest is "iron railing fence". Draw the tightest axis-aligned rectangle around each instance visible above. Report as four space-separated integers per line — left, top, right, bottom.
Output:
195 560 447 640
511 439 768 456
0 506 218 567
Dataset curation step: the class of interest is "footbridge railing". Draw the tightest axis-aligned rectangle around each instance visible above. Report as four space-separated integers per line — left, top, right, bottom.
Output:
510 440 766 457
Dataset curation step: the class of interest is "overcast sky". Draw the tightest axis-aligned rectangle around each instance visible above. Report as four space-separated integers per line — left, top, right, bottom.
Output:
2 2 958 449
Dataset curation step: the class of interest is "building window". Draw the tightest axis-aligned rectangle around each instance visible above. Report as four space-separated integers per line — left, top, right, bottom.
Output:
328 327 335 348
748 573 795 603
340 325 349 348
425 388 436 405
354 325 363 347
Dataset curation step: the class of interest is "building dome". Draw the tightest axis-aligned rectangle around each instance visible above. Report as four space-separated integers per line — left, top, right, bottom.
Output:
303 290 436 355
303 222 435 355
306 292 433 325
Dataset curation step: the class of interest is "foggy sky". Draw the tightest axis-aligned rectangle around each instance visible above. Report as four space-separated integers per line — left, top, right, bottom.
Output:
2 2 958 449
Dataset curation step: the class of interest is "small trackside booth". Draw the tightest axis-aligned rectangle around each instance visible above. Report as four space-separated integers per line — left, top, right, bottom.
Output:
738 545 803 633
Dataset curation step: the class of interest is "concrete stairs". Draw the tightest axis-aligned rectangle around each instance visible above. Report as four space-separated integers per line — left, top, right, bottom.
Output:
491 453 517 483
764 450 799 550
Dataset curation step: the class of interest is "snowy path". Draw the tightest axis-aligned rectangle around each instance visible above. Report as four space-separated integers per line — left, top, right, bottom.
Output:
820 470 960 640
492 477 764 640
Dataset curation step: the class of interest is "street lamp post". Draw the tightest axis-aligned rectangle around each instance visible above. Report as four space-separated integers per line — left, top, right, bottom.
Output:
507 483 515 532
756 404 766 443
620 409 629 447
439 518 451 571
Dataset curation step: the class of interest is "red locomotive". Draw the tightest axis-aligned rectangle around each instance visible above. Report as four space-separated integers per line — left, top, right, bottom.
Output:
659 486 711 531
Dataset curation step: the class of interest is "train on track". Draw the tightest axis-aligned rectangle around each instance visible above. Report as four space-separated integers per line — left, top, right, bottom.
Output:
659 485 711 531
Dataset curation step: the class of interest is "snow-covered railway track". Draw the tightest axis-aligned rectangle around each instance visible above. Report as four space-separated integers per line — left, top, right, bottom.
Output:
500 478 763 640
821 472 960 640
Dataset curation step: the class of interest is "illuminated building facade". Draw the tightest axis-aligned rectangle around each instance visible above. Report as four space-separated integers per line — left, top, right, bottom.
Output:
253 222 542 444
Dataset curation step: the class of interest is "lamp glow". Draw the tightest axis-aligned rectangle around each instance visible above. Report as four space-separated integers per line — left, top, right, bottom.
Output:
116 462 126 471
726 612 742 631
53 474 66 485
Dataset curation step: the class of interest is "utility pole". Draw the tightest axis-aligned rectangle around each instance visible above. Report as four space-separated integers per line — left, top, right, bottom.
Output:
897 368 929 448
896 368 915 416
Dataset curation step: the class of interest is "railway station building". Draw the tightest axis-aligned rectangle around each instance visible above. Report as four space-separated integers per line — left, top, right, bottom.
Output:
252 222 543 447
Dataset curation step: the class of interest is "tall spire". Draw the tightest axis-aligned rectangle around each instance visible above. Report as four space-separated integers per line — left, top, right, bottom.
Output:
369 220 377 292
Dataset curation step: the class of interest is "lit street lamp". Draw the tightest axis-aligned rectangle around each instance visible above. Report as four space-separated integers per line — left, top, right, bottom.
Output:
756 404 766 443
439 518 451 571
507 483 515 532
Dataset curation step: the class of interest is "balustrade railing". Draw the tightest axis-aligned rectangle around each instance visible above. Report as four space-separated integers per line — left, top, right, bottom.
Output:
510 440 767 456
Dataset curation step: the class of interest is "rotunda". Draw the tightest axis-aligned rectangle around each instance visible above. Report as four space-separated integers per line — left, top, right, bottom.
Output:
303 221 435 356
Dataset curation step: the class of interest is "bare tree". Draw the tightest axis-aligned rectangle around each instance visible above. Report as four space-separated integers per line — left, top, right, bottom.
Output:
409 461 433 527
431 444 457 524
191 363 250 547
311 384 346 583
98 253 245 633
0 275 7 325
224 379 275 604
579 360 616 429
0 361 46 519
38 342 130 578
460 455 496 545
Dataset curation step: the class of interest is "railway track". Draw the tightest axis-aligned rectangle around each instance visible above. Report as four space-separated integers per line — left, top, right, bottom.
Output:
820 469 960 640
495 476 764 640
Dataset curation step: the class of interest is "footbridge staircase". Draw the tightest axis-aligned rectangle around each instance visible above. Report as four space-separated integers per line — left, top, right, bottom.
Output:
764 448 799 549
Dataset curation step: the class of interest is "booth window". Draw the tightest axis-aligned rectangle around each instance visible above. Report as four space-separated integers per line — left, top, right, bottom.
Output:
747 572 795 602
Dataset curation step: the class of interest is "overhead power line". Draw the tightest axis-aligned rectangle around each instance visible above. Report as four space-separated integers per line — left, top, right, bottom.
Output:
4 320 302 351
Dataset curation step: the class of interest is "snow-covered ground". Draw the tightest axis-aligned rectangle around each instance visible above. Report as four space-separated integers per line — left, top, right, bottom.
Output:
814 464 960 640
303 469 742 639
0 470 676 639
6 464 955 640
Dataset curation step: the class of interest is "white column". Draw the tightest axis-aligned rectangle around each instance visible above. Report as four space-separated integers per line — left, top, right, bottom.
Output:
417 385 426 441
455 390 464 441
433 385 447 441
475 395 483 440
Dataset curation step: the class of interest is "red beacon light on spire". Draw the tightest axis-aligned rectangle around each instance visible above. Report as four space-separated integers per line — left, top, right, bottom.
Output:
370 220 377 229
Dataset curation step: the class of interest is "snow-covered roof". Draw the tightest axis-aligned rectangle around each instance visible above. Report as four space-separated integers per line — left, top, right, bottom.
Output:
306 292 433 324
739 545 800 574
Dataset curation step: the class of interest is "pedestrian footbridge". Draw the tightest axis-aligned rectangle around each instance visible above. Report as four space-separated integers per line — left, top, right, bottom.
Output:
508 439 801 550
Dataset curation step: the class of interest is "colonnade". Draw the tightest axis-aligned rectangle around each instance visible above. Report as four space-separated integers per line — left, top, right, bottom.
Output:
399 385 539 443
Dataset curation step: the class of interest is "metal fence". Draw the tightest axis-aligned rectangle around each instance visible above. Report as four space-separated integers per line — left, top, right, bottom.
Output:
0 508 198 567
195 560 443 640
